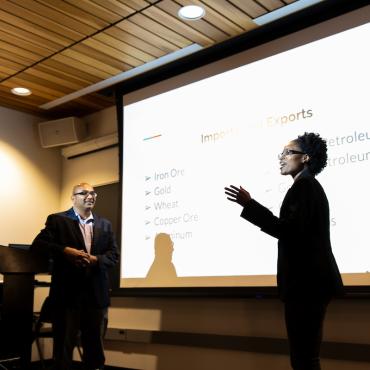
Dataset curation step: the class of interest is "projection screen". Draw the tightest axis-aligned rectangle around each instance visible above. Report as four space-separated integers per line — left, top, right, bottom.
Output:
119 5 370 291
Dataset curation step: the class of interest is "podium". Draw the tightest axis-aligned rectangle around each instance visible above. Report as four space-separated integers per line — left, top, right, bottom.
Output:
0 245 49 369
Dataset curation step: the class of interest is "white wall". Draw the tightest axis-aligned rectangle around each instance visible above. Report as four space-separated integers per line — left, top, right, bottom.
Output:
59 106 370 370
0 106 61 245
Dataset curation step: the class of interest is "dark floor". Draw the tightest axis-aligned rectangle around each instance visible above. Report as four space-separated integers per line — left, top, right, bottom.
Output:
0 359 136 370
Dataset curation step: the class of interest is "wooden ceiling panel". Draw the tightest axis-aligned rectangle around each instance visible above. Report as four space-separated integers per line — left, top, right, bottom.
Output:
0 9 74 47
0 58 25 73
0 71 8 80
0 40 45 62
41 59 103 84
93 32 156 62
64 0 130 23
228 0 268 18
32 65 95 90
0 20 63 51
0 48 41 67
60 49 123 76
258 0 286 11
51 54 113 80
116 19 181 53
0 29 54 58
0 65 22 77
0 0 302 118
36 0 110 29
4 0 93 39
0 93 45 115
120 0 152 11
105 26 167 58
89 0 139 17
83 35 151 65
130 13 192 48
24 68 88 92
74 42 133 70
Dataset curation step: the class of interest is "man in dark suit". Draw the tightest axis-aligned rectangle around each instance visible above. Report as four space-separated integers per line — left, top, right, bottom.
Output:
225 132 343 370
32 182 119 370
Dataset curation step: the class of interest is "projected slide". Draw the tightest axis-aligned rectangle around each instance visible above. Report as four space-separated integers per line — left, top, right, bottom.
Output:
121 21 370 288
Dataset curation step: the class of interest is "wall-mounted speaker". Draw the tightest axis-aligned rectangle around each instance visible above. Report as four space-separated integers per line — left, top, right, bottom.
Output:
38 117 87 148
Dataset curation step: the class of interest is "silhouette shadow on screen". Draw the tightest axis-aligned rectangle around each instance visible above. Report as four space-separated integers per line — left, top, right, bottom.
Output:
146 233 177 284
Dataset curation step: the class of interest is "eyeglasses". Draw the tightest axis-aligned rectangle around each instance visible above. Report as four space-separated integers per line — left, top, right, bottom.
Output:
278 149 305 159
73 190 97 197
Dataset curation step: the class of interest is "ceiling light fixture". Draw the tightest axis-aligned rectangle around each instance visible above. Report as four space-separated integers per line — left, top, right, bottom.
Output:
11 87 32 96
178 5 205 21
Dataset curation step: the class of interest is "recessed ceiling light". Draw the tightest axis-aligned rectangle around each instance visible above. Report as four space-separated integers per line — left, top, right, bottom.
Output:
11 87 32 96
178 5 205 21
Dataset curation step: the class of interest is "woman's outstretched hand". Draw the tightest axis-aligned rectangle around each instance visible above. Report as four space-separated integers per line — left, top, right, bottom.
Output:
224 185 251 207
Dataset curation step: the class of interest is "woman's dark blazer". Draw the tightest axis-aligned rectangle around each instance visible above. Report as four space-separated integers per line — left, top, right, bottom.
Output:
32 208 119 308
241 169 343 301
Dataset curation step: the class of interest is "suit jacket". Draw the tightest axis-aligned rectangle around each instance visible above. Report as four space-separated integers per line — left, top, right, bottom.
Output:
241 169 343 301
32 208 119 308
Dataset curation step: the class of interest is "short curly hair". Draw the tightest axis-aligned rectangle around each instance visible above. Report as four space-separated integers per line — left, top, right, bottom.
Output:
295 132 328 176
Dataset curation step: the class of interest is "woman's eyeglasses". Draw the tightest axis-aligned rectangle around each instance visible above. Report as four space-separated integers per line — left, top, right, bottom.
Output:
278 149 305 159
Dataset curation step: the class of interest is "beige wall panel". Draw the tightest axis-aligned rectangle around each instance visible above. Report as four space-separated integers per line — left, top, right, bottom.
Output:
0 106 61 245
